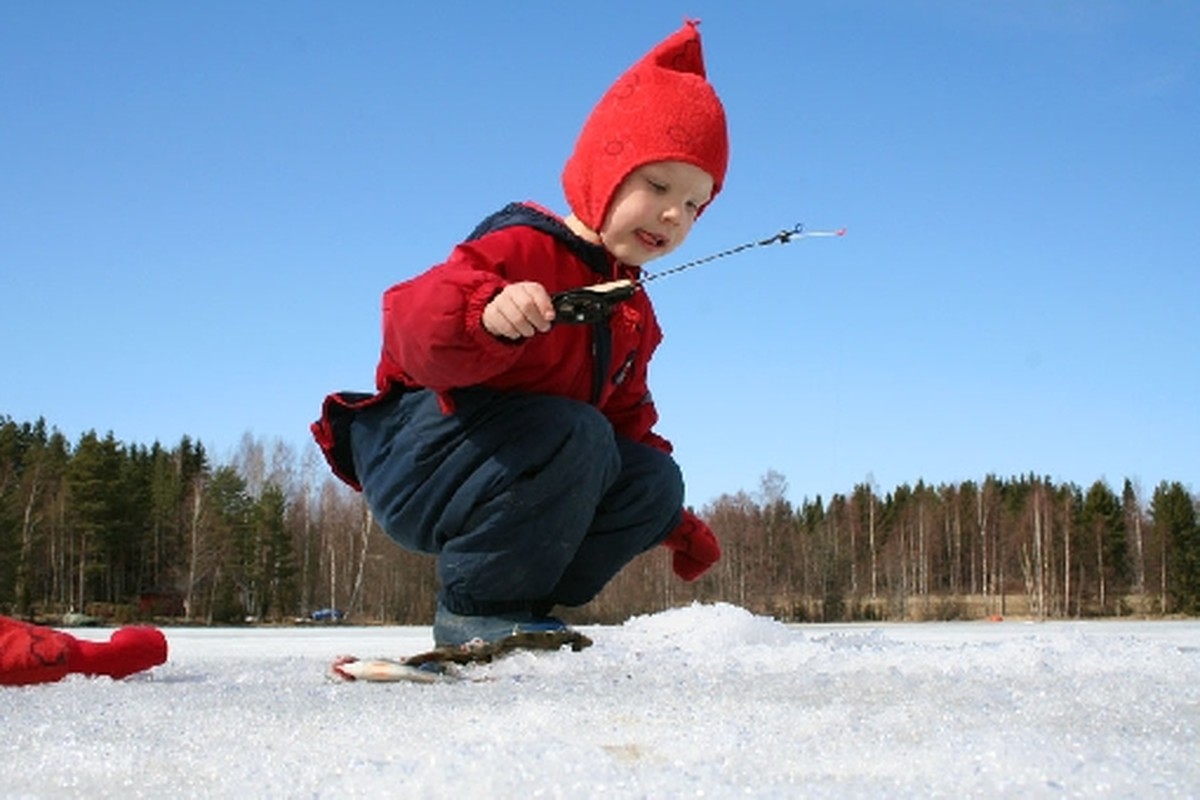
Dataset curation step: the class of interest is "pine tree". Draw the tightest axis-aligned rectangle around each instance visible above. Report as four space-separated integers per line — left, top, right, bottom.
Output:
1151 482 1200 613
256 482 297 621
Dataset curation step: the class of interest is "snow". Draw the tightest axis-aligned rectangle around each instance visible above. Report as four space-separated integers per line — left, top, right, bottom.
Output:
2 603 1198 798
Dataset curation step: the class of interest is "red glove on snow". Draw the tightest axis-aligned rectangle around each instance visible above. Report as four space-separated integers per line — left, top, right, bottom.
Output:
663 510 721 581
66 626 168 680
0 616 72 686
0 616 168 686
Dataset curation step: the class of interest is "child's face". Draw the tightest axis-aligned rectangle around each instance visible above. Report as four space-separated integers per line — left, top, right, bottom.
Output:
599 161 715 267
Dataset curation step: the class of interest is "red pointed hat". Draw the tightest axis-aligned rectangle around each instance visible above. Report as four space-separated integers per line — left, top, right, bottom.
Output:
562 20 729 231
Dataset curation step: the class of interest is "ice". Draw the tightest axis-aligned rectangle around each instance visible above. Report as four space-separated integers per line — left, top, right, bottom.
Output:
2 603 1198 797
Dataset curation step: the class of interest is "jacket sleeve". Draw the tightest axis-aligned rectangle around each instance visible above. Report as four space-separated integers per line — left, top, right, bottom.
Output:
379 232 526 392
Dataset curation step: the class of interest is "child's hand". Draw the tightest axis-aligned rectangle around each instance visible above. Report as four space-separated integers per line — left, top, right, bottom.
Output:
664 510 721 581
482 281 557 340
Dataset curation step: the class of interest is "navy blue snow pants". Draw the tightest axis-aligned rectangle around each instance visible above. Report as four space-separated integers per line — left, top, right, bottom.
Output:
349 387 684 617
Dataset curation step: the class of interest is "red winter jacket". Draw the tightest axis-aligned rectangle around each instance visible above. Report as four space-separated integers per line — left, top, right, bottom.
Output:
313 203 671 490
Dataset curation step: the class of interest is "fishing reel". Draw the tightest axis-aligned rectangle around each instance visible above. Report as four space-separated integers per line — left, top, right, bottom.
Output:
551 279 638 325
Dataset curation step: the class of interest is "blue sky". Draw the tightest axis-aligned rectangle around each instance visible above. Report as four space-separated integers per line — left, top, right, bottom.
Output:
3 2 1197 508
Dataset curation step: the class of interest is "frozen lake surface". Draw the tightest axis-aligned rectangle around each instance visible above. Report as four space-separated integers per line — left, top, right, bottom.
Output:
2 603 1198 798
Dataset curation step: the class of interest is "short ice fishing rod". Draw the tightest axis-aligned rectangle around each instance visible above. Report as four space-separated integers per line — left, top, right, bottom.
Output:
552 223 845 324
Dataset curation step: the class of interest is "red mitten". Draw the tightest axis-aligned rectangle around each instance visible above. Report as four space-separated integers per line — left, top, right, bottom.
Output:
663 510 721 581
0 616 74 686
66 626 168 680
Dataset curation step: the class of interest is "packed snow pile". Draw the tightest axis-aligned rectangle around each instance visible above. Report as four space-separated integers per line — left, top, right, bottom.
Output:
2 603 1197 797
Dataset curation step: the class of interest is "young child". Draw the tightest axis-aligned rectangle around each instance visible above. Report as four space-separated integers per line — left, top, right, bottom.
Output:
313 21 725 647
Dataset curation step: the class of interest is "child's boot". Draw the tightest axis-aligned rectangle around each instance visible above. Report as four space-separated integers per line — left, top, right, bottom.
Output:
433 604 570 648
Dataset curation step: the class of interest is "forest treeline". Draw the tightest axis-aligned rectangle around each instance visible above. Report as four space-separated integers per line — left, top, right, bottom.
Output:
2 415 1198 625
